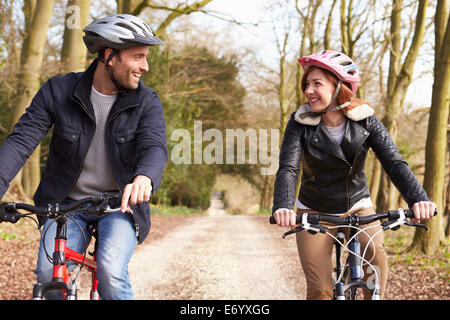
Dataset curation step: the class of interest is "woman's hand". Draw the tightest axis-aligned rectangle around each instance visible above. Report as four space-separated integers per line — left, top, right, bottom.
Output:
412 201 436 223
273 208 297 227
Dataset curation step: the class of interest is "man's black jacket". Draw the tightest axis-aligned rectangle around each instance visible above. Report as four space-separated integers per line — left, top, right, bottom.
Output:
0 60 168 243
272 112 429 214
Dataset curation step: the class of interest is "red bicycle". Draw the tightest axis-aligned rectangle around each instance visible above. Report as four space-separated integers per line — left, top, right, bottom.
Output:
0 192 122 300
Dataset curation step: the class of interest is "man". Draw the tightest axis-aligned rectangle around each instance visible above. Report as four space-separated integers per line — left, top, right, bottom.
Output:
0 14 168 299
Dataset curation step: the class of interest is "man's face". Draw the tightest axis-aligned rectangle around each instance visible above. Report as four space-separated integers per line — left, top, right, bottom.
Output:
108 46 149 89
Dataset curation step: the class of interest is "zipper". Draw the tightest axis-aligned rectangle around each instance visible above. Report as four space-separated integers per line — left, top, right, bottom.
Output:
347 162 353 211
346 153 360 211
57 95 96 202
314 143 355 211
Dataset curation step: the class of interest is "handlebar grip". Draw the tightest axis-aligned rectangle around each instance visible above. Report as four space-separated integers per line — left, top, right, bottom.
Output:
269 215 302 224
0 209 20 223
402 208 438 219
404 209 414 219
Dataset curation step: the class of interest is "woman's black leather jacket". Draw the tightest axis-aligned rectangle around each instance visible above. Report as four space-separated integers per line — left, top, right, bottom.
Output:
272 112 429 214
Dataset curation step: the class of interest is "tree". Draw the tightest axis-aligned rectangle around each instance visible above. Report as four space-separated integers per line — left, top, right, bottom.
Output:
8 0 55 199
323 0 337 50
60 0 91 73
295 0 323 107
273 14 294 138
376 0 429 212
410 0 449 254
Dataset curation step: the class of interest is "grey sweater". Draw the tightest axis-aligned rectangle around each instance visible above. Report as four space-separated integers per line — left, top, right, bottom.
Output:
68 86 118 200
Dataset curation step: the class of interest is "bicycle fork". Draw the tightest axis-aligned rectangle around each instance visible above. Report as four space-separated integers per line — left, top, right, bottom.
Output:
89 224 100 300
32 218 101 300
33 216 77 300
334 231 381 300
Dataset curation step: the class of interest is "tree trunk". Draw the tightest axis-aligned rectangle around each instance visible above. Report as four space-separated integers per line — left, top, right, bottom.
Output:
60 0 91 74
340 0 349 56
444 178 450 237
323 0 337 50
117 0 134 13
376 0 428 212
10 0 54 199
278 32 290 138
410 0 449 254
294 0 322 119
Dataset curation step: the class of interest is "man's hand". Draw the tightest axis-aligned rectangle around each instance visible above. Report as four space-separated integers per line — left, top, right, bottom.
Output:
121 175 152 213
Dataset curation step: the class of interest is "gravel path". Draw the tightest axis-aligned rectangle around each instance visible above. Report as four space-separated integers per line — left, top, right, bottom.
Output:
127 214 306 300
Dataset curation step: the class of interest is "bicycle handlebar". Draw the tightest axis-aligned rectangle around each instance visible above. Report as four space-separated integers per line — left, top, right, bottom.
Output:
269 208 437 238
0 192 122 224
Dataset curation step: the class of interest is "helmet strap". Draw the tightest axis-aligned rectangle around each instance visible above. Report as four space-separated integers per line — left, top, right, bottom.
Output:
102 50 127 94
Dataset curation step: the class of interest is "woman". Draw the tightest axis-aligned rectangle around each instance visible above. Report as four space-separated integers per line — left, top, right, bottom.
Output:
272 50 435 300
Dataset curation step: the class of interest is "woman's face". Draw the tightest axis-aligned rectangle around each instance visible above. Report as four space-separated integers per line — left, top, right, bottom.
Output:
304 68 337 112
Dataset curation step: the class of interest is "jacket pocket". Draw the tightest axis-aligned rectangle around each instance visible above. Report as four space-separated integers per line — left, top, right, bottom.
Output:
51 127 80 158
116 131 137 164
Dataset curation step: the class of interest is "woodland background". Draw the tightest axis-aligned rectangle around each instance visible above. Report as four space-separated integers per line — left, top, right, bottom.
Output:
0 0 449 256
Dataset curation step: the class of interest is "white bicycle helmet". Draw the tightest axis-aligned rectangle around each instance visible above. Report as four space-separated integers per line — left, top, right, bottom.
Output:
83 14 163 53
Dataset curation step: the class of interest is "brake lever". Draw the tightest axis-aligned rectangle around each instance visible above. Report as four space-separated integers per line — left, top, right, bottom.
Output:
404 221 429 231
104 205 122 213
282 226 304 238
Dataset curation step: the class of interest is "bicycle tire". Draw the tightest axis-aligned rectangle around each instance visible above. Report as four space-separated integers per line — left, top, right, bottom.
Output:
342 261 360 300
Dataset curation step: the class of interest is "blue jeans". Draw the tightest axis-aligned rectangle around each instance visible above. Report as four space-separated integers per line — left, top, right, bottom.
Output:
34 202 137 300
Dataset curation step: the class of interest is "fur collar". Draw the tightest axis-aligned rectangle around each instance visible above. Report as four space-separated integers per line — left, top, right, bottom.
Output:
294 103 375 126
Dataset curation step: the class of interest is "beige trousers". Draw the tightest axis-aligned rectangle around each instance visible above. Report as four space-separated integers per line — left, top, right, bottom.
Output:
295 207 388 300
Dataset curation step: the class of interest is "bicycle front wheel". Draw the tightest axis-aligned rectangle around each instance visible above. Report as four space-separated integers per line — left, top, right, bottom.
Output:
342 263 361 300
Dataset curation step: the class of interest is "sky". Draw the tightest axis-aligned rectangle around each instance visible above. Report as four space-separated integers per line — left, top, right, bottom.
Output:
187 0 434 110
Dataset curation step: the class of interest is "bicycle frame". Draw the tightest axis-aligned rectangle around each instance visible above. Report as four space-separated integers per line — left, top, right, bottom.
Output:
33 215 100 300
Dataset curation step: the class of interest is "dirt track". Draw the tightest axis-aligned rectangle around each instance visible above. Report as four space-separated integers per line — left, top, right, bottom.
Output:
77 213 307 300
130 214 306 300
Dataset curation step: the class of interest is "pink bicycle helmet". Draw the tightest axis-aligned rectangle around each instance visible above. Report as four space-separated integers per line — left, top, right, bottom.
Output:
298 50 360 95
